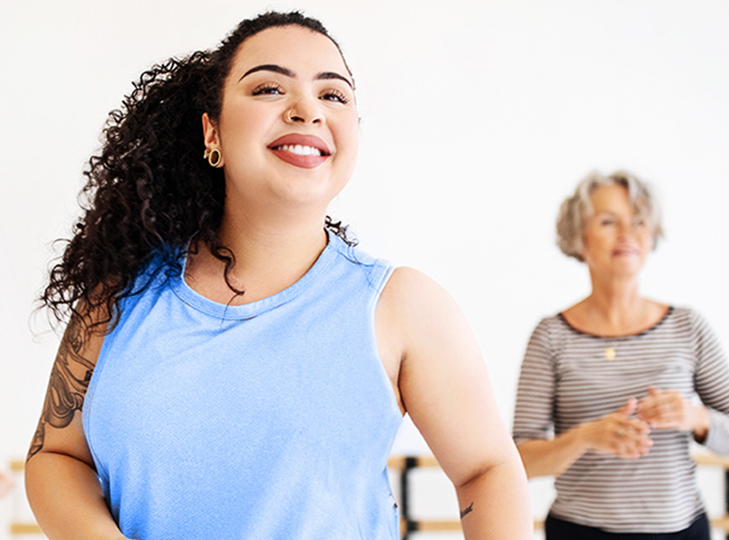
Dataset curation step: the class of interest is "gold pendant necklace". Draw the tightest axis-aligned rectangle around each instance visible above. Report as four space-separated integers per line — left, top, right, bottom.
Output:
605 347 616 360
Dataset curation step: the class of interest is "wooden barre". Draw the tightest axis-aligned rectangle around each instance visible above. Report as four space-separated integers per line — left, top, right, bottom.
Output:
387 455 439 469
691 453 729 468
714 516 729 529
402 519 548 532
10 523 43 535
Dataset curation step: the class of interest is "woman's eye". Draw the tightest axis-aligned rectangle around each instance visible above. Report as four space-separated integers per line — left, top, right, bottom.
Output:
601 219 614 226
252 84 283 96
320 90 349 104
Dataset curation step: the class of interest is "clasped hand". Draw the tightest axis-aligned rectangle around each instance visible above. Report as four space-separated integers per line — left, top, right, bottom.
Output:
637 387 709 440
580 388 708 459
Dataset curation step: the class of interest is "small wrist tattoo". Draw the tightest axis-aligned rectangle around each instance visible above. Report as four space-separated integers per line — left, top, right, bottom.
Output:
460 502 474 519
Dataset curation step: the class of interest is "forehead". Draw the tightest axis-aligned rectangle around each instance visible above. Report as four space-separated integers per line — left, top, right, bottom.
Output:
229 25 349 79
591 183 628 201
590 184 646 214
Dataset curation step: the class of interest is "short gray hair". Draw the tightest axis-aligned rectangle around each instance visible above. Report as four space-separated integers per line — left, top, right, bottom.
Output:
556 170 664 262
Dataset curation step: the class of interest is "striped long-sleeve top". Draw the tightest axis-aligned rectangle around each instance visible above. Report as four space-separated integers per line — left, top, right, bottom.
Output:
513 307 729 533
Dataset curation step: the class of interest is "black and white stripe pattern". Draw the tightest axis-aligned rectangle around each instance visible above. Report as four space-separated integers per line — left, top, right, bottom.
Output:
513 307 729 533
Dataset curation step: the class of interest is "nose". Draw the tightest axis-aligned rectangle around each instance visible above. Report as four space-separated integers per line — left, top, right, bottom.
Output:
616 220 642 239
617 222 631 238
284 95 323 125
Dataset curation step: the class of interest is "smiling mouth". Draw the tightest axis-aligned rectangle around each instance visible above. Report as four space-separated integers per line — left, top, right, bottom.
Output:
270 144 328 157
267 134 332 169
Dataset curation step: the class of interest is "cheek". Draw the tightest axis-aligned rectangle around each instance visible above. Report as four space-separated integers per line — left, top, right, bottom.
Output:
343 128 359 163
333 115 360 168
220 103 270 148
583 229 609 251
335 107 360 145
640 232 655 252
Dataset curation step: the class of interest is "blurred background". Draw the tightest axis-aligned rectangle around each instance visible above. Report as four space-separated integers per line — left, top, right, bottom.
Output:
1 0 728 538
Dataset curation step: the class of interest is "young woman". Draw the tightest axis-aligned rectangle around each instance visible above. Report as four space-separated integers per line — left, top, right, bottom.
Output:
513 171 729 539
25 11 531 540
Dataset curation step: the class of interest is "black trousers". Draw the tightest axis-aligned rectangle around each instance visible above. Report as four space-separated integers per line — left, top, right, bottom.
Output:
545 513 710 540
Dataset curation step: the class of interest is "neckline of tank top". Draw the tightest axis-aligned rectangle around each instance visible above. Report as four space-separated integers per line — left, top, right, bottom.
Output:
556 305 675 340
170 230 343 320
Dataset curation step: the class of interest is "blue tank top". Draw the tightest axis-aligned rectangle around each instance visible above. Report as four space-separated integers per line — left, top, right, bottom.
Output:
83 233 403 540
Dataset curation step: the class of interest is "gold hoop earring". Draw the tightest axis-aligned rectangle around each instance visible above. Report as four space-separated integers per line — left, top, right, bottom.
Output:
207 148 222 167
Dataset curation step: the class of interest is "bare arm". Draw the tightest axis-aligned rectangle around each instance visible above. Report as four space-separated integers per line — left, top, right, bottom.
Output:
378 268 532 539
517 430 589 479
25 315 130 540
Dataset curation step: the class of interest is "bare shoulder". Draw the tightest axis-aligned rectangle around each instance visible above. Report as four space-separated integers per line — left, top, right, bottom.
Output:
375 268 469 414
379 266 479 373
379 267 462 329
381 266 440 297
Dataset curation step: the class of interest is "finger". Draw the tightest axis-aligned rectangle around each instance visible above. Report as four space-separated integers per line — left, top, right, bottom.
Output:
638 387 661 408
667 393 686 410
611 424 649 446
659 410 684 427
617 397 638 416
618 444 652 459
637 399 670 422
640 387 671 409
637 395 658 417
641 409 682 428
616 434 653 456
639 411 666 427
618 416 651 433
612 442 643 459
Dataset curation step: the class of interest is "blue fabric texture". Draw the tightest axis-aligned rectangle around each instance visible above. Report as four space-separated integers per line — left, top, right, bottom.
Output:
83 232 403 540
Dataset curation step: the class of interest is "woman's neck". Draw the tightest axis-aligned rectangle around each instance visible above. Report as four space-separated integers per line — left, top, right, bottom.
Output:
588 274 642 319
186 209 329 306
564 274 667 337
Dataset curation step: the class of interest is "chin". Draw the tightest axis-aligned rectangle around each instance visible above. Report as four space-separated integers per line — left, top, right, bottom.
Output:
610 264 645 278
272 184 343 211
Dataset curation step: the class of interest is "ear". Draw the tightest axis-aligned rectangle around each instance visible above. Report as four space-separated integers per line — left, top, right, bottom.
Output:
202 113 224 166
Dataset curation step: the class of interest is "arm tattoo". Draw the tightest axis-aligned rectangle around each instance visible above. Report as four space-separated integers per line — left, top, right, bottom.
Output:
27 318 95 461
460 502 474 519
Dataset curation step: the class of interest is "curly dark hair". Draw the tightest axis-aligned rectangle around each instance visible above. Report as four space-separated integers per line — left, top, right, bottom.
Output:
41 11 355 333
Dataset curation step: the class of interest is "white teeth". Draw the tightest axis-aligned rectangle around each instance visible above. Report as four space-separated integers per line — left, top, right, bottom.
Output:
277 144 322 156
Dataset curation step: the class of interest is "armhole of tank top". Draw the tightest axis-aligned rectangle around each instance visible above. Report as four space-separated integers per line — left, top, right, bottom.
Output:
367 262 403 420
82 305 119 482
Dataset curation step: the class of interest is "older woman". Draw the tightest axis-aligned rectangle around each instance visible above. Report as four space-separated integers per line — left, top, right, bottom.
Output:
513 171 729 539
25 11 531 540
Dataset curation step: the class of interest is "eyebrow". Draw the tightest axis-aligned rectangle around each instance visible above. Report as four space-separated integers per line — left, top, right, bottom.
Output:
316 71 354 89
239 64 354 89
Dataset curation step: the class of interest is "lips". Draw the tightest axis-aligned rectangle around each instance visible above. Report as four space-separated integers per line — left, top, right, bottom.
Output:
612 247 640 256
268 134 331 169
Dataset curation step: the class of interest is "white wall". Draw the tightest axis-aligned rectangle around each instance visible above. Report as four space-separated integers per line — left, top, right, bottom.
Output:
1 1 728 538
